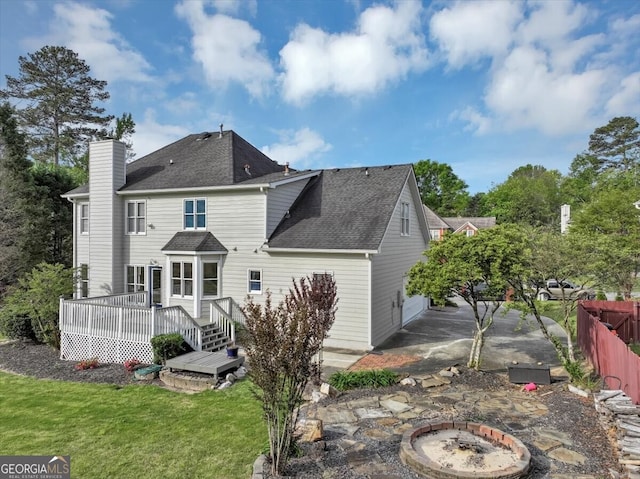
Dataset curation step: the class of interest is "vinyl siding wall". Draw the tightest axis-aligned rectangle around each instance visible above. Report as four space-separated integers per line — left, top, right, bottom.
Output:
266 179 310 237
370 181 428 346
243 252 371 350
87 141 126 296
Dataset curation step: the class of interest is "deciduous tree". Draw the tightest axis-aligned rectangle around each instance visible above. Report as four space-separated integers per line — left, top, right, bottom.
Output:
414 159 470 216
0 45 112 166
407 227 514 369
483 165 563 227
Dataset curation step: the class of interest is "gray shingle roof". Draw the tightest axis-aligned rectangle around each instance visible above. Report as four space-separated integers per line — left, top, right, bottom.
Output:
423 205 449 229
445 216 496 231
161 231 228 252
122 130 285 191
267 165 413 250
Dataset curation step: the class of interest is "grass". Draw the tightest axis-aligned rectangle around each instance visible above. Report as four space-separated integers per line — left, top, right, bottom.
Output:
0 372 266 479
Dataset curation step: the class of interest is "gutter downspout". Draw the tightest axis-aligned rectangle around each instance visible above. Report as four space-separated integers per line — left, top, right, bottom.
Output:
66 197 77 298
366 252 373 349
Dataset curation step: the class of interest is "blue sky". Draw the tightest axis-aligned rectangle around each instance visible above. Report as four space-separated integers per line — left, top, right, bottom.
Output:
1 0 638 193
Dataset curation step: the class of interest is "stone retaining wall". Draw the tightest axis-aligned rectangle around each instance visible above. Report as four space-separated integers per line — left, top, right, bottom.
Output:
594 390 640 479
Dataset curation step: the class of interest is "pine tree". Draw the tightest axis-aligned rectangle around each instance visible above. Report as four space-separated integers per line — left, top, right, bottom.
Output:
0 45 113 166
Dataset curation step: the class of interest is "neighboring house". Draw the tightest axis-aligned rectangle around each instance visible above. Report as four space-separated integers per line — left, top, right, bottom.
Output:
62 130 430 352
423 205 496 240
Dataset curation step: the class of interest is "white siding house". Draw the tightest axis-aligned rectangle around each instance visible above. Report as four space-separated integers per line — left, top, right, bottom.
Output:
63 130 430 350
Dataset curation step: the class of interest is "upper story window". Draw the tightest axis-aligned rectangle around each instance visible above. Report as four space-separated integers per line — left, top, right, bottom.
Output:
400 202 410 236
430 230 441 241
172 262 193 297
184 199 206 230
465 229 475 237
126 201 146 234
80 203 89 234
126 265 145 292
248 269 262 294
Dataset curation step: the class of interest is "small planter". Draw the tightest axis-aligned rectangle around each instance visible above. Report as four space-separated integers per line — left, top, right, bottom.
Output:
226 346 239 358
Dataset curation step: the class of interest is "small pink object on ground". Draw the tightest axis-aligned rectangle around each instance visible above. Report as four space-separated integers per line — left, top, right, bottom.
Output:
524 382 537 391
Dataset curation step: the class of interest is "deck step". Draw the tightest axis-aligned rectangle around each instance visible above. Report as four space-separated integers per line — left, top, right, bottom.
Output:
165 351 244 378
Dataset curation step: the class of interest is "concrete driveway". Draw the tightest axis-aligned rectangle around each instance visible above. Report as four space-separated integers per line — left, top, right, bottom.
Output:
323 298 568 375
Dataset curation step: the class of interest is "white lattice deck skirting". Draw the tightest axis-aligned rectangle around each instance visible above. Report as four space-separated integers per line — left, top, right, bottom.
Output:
60 332 154 364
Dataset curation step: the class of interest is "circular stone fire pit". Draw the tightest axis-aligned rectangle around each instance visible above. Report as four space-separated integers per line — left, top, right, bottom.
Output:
400 421 530 479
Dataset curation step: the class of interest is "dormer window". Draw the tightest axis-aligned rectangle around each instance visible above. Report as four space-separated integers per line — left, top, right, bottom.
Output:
184 199 206 230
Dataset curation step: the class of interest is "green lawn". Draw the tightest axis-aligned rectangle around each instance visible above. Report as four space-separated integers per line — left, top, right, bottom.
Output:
0 372 266 479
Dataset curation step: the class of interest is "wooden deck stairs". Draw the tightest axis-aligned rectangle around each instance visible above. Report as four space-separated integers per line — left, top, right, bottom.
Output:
200 323 232 352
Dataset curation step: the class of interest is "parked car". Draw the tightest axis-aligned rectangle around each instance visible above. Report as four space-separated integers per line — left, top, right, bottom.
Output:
537 280 596 301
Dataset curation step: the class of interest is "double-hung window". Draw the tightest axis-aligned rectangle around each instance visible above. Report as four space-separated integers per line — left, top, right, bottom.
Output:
400 202 410 236
80 264 89 298
126 265 145 292
80 204 89 234
248 269 262 294
126 201 146 234
171 262 193 297
202 262 219 297
184 199 206 229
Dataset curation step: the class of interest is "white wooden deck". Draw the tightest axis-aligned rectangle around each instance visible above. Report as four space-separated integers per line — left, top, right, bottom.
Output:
165 351 244 376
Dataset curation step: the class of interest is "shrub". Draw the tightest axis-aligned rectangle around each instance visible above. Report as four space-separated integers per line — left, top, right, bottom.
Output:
595 291 607 301
328 369 398 391
0 307 36 341
150 333 186 364
75 357 99 370
0 263 73 349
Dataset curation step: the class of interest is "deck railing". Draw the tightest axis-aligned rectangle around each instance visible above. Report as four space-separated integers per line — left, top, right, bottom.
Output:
209 297 247 343
60 295 205 363
155 306 202 351
69 291 148 307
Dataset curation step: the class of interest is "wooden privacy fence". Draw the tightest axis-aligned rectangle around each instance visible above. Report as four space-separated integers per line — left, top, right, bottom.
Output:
580 300 640 344
578 301 640 404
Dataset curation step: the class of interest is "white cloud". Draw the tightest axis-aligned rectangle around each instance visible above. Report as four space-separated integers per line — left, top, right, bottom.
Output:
132 109 190 159
430 0 522 69
279 1 428 104
437 0 634 136
261 128 332 170
606 72 640 117
453 107 491 135
485 46 607 135
25 2 152 83
175 0 274 98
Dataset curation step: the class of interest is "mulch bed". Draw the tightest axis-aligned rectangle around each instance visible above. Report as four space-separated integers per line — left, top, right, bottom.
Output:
0 339 133 385
347 352 422 371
